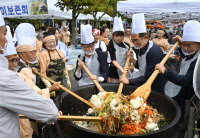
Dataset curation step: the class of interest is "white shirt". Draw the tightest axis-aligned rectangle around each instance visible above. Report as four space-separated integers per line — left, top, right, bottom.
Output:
94 40 107 52
0 54 58 138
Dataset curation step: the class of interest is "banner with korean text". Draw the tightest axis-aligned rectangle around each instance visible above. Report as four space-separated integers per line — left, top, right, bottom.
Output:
0 0 48 17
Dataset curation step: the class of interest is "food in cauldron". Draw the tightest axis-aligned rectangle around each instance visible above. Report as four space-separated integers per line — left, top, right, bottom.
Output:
73 92 169 135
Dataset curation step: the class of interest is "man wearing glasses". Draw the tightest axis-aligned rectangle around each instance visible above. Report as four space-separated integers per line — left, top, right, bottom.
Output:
120 13 166 93
74 24 109 87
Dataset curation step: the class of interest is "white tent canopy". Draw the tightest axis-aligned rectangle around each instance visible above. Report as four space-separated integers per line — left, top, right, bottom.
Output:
117 0 200 20
96 12 113 21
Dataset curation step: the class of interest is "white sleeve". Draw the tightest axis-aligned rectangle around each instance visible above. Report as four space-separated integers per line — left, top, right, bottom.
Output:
0 72 58 124
98 76 104 82
132 50 137 60
100 41 107 52
75 70 82 78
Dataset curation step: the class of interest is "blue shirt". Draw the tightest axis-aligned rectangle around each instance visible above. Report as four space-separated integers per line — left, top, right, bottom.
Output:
56 40 70 61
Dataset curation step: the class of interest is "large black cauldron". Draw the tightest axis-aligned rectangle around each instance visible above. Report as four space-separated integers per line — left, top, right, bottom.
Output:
57 84 181 138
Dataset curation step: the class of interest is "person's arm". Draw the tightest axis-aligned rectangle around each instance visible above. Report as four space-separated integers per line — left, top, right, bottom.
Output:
20 68 35 82
163 59 196 86
17 73 50 99
100 41 107 52
97 51 109 82
107 40 123 73
67 31 70 36
74 55 83 80
129 47 163 86
112 61 124 73
39 51 48 76
163 39 170 51
0 72 58 124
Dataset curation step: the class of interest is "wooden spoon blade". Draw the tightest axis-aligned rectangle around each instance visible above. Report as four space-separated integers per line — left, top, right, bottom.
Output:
132 42 179 101
132 83 151 101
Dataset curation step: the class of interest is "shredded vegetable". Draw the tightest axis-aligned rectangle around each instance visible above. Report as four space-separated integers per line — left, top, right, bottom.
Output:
73 92 169 135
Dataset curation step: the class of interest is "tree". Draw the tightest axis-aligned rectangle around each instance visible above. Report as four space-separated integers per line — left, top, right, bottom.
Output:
86 0 112 28
55 0 94 46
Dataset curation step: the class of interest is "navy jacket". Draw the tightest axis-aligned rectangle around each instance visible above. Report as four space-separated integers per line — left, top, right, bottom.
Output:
129 41 167 93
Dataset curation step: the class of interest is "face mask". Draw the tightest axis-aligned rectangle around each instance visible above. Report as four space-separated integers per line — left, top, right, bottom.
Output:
85 50 95 55
133 39 144 50
181 46 199 56
47 44 56 50
22 52 38 64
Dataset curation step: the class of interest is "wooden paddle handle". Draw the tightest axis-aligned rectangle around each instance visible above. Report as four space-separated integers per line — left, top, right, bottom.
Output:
32 69 99 111
117 47 132 95
146 42 179 85
19 114 102 122
77 58 104 92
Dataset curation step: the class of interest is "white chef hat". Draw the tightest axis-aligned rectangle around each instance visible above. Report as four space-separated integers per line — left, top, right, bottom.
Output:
0 12 5 27
113 17 124 33
182 20 200 42
131 13 146 34
3 25 17 57
81 24 94 45
15 23 36 46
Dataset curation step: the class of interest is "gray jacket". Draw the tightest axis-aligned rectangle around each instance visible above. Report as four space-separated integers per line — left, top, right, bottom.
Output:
0 54 58 138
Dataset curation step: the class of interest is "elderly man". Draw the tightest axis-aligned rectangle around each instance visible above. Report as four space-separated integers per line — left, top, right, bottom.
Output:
119 13 166 93
0 14 61 138
156 20 200 116
4 25 62 138
74 24 109 87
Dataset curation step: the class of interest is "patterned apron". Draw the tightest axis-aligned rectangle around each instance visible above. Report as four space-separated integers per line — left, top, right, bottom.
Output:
46 49 65 97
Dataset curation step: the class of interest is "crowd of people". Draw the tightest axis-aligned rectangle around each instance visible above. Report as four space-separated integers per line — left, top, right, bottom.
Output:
0 11 200 138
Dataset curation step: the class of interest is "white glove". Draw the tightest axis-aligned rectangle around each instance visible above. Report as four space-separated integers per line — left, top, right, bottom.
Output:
64 70 71 90
41 77 51 88
41 78 55 97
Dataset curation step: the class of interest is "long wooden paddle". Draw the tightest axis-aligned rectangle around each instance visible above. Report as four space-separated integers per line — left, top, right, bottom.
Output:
32 69 99 111
117 47 132 95
19 114 102 122
77 58 105 92
132 42 179 101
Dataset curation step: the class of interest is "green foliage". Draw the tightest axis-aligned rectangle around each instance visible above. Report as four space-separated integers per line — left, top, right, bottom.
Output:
56 0 94 14
5 18 41 30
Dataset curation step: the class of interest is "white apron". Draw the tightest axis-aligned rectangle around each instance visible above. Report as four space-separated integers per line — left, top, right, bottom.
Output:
113 41 132 79
165 50 200 97
132 41 154 79
78 51 101 87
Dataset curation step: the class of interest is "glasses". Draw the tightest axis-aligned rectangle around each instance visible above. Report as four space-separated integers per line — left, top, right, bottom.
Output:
131 39 139 44
8 58 19 65
180 42 198 49
46 40 56 45
83 44 94 49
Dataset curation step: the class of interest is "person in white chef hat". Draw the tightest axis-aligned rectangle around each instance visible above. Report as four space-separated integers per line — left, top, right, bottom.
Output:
3 25 18 71
107 16 137 83
0 13 62 138
4 25 62 138
74 24 109 87
120 13 167 93
156 20 200 116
